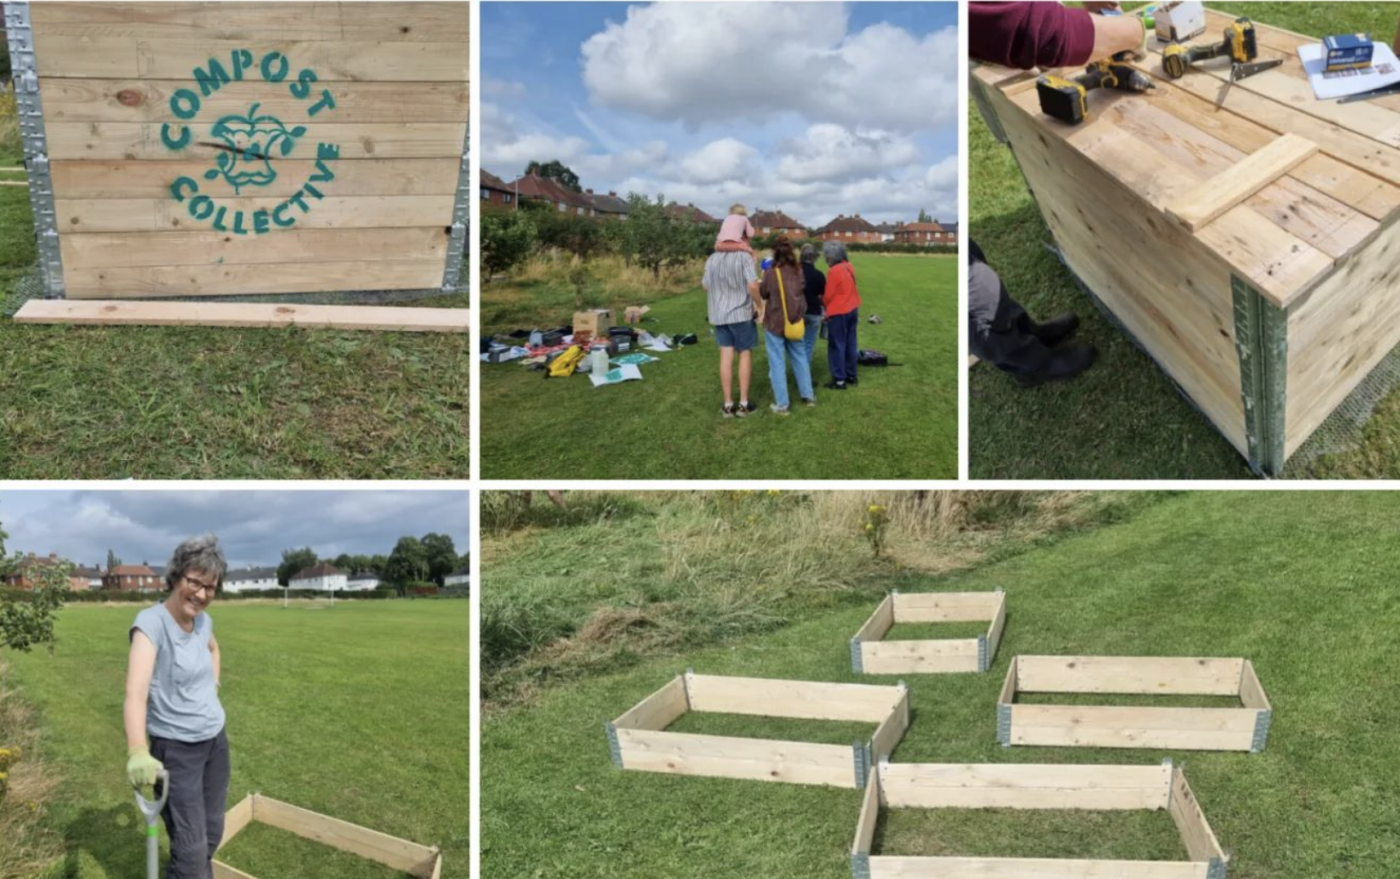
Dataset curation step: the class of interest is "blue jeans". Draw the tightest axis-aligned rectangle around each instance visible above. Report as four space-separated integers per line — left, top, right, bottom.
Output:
802 313 822 365
827 309 858 383
764 328 814 409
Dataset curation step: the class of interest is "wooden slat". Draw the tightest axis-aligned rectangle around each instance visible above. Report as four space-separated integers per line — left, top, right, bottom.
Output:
999 660 1018 706
986 592 1007 663
1167 134 1319 232
63 259 445 298
880 763 1172 811
30 3 470 43
892 590 1002 623
1014 656 1245 696
684 674 902 722
219 794 254 847
853 763 881 855
854 595 895 643
253 795 440 878
60 227 448 270
1238 660 1271 711
212 861 259 879
862 640 981 675
34 35 470 81
1010 705 1258 733
56 195 454 233
870 685 910 760
1009 723 1254 752
868 856 1207 878
616 730 855 787
1169 768 1226 863
46 122 467 160
50 158 458 199
429 853 442 879
13 300 470 333
42 79 469 124
612 676 688 732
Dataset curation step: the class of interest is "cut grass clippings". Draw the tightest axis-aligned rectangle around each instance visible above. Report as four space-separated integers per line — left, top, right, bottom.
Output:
479 253 957 479
969 2 1400 479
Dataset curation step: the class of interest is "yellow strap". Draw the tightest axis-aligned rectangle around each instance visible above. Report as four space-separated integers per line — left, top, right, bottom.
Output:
776 264 790 324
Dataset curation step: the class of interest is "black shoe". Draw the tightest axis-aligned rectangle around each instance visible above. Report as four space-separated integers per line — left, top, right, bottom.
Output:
825 380 847 391
736 401 757 417
847 376 859 387
1032 313 1080 348
1013 344 1097 387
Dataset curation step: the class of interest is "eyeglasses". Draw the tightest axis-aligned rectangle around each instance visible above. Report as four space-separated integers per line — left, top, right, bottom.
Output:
182 575 218 595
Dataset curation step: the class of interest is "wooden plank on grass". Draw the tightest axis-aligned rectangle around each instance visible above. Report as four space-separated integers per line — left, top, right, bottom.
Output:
863 640 980 675
1167 134 1319 231
616 729 855 787
1015 656 1245 696
852 764 881 855
219 794 254 847
999 660 1018 705
870 685 910 760
30 3 470 43
253 795 440 878
13 300 470 333
854 595 895 642
892 590 1003 621
987 592 1007 661
212 861 259 879
684 673 901 722
64 259 445 298
1169 768 1227 863
612 676 688 731
879 763 1171 811
1239 660 1271 710
1008 706 1258 751
867 856 1209 878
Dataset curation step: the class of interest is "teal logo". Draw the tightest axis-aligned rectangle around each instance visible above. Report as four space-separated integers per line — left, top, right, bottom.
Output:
159 51 341 235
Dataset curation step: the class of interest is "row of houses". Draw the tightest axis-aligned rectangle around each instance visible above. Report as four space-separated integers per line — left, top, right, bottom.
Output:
2 554 471 593
481 170 958 246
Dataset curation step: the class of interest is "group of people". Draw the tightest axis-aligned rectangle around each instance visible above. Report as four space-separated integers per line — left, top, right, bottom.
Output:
701 205 863 417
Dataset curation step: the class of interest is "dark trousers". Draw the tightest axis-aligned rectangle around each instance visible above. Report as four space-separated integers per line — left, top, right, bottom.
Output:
827 309 859 383
150 728 230 879
968 258 1053 376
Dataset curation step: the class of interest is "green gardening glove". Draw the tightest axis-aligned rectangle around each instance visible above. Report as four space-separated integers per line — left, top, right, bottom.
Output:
126 746 164 788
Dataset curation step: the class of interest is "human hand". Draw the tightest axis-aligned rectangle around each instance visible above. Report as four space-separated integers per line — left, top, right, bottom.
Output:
127 746 164 788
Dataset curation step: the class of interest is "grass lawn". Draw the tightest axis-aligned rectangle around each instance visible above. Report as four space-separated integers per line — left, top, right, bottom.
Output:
481 492 1400 878
0 145 469 479
969 2 1400 479
479 254 958 479
5 601 469 879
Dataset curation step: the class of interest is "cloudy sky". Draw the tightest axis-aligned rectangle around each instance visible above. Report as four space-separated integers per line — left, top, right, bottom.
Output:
482 1 958 226
0 491 470 569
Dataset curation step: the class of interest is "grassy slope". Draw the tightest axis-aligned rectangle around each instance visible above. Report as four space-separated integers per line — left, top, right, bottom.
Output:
480 255 958 479
969 2 1400 479
0 168 468 479
5 602 469 879
481 492 1400 878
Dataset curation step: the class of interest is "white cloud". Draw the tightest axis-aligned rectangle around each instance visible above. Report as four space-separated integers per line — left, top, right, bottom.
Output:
679 138 761 184
580 3 957 131
776 125 921 184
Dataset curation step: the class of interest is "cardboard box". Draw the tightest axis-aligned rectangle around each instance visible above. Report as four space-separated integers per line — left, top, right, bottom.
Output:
1155 1 1206 42
572 308 614 337
1324 33 1374 71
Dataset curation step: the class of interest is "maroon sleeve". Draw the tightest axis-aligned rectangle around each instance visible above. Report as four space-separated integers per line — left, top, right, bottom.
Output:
969 3 1097 70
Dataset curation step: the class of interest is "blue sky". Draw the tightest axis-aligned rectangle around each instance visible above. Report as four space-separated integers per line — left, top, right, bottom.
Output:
0 491 470 568
482 2 959 226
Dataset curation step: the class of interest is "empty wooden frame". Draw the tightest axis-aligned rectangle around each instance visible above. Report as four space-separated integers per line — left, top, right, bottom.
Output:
851 759 1228 879
213 793 442 879
606 671 910 789
999 656 1272 752
851 590 1006 674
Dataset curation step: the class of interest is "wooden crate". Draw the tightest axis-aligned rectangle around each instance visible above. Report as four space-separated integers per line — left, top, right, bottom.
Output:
851 759 1228 879
606 671 910 789
7 1 469 299
213 793 442 879
850 590 1006 674
971 9 1400 475
998 656 1272 752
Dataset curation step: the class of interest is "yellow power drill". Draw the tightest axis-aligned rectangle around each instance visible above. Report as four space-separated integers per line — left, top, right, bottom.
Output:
1036 57 1156 125
1163 17 1258 79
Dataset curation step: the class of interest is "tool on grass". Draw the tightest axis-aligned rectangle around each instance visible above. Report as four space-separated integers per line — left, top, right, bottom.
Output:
134 769 170 879
1037 56 1156 125
1162 17 1280 81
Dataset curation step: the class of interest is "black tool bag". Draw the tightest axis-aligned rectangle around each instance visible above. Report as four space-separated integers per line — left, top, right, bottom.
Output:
857 349 888 366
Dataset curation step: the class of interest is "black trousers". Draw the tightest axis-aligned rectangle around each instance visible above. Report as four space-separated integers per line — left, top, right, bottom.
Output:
150 728 230 879
968 258 1055 376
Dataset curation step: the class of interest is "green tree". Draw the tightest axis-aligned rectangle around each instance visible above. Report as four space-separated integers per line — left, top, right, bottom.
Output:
369 554 389 574
0 509 69 653
622 194 675 280
525 159 581 193
917 208 931 223
276 547 318 587
421 533 458 586
481 209 537 280
106 548 121 572
383 537 429 592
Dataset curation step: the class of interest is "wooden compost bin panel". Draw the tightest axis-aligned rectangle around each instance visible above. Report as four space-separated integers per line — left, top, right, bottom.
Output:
851 761 1227 879
972 8 1400 474
608 672 910 789
999 656 1272 752
852 591 1006 674
31 2 469 298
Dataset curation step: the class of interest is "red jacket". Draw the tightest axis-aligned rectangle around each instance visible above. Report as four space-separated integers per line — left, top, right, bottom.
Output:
823 262 861 317
969 2 1095 70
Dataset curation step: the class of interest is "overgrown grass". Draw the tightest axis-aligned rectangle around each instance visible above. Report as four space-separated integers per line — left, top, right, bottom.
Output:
480 491 1164 709
5 602 469 878
482 492 1400 878
0 662 64 879
969 2 1400 479
479 253 958 479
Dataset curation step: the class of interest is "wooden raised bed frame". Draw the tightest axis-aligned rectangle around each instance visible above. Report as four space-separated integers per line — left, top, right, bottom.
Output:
213 792 442 879
851 759 1228 879
607 671 910 789
998 656 1272 752
971 9 1400 474
851 590 1006 674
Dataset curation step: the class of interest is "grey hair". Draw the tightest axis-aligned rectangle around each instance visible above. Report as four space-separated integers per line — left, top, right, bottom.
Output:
165 533 227 592
800 243 817 264
822 241 848 265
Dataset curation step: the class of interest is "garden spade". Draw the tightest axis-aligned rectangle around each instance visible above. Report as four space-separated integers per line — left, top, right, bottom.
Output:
133 769 170 879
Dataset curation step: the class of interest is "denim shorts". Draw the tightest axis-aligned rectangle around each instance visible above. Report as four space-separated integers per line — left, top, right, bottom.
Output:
714 320 758 352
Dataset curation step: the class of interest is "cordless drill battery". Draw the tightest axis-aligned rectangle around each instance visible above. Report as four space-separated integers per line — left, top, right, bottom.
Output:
1037 60 1156 125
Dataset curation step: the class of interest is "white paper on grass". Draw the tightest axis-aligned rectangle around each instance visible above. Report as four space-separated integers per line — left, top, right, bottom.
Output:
589 363 644 387
644 339 672 352
1297 42 1400 100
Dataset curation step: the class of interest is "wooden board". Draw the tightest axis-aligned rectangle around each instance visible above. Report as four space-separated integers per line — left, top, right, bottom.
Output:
684 673 903 722
212 862 259 879
1006 705 1259 751
219 794 255 847
879 763 1172 811
615 728 856 788
56 195 454 234
254 795 440 878
863 639 980 675
50 158 458 198
64 259 445 298
892 590 1003 623
30 3 470 43
612 676 688 732
1168 768 1226 864
46 121 467 160
60 227 447 269
870 685 910 760
854 595 896 642
1014 656 1245 696
852 762 881 855
1239 660 1271 711
855 591 1003 675
867 856 1209 878
13 300 470 333
1167 134 1319 232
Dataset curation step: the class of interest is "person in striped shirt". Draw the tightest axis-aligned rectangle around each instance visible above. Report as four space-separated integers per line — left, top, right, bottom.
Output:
702 246 762 417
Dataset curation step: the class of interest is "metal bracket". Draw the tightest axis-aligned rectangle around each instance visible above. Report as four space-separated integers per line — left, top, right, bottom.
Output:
853 741 872 789
996 702 1012 747
850 637 864 673
1232 274 1288 476
977 633 989 672
604 722 623 768
1207 856 1228 879
441 122 471 291
850 852 871 879
5 1 65 298
1251 709 1272 753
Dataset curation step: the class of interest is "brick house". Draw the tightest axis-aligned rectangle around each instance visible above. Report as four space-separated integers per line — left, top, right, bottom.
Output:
104 563 162 592
71 565 103 591
814 213 882 243
665 202 719 224
586 189 630 220
511 173 594 216
895 221 956 246
480 169 516 209
3 553 77 590
750 209 805 239
941 221 959 245
874 222 899 242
